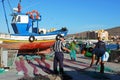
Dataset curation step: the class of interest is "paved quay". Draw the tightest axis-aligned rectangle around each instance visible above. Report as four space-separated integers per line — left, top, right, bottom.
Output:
0 53 120 80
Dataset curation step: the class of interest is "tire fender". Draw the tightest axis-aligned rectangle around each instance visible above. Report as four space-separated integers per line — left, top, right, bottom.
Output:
29 35 35 42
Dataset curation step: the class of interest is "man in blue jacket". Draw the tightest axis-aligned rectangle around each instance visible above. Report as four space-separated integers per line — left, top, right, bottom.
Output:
90 37 107 73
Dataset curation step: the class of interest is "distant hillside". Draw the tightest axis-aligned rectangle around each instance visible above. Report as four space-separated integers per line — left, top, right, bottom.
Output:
105 26 120 36
67 26 120 38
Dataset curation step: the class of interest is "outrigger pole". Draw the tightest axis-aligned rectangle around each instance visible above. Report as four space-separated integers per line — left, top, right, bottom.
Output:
2 0 10 34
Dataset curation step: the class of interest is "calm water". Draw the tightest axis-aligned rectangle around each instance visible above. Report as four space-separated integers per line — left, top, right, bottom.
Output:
106 44 118 50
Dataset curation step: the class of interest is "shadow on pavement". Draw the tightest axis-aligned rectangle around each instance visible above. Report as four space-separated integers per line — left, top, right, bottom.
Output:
64 63 120 80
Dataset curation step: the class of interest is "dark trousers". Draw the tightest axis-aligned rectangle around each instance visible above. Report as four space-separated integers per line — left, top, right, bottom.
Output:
96 57 104 73
100 61 104 73
53 52 64 74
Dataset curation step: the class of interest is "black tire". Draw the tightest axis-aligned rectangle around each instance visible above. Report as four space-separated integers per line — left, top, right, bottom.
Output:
29 35 35 42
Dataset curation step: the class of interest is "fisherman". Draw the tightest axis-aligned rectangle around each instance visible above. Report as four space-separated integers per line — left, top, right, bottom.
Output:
116 41 120 50
53 34 70 75
90 37 109 73
69 40 77 61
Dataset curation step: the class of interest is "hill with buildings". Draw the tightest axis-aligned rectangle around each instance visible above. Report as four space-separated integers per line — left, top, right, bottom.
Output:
67 26 120 40
105 26 120 36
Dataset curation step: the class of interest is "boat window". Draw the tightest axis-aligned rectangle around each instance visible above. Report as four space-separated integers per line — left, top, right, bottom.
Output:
18 15 29 23
11 15 21 23
12 16 17 23
17 16 21 22
11 15 29 23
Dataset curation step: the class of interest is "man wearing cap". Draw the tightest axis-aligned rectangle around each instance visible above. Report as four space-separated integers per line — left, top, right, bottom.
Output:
53 34 70 75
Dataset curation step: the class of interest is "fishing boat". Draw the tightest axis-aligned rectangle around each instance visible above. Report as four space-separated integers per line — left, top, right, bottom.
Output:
0 0 68 52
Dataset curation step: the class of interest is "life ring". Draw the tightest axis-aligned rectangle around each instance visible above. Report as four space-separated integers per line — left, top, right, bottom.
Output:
26 12 34 19
29 35 35 42
31 10 40 19
26 10 40 19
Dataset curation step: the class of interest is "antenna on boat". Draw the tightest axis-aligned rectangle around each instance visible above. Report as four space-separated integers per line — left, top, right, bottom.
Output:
2 0 10 34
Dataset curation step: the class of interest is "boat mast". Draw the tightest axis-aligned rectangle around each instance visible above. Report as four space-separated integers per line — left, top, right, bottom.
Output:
17 0 21 13
2 0 10 34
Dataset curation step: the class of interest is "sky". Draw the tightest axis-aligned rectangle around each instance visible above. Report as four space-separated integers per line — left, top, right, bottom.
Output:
0 0 120 34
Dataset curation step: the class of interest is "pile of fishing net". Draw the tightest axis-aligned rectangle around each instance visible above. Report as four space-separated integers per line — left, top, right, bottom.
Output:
17 74 62 80
17 73 73 80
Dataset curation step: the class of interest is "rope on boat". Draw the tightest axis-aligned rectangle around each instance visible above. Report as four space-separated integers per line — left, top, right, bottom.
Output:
2 0 10 33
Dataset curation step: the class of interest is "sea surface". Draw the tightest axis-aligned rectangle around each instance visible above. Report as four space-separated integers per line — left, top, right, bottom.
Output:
106 43 119 50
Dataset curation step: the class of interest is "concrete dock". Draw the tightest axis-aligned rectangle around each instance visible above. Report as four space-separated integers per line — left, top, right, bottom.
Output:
0 53 120 80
